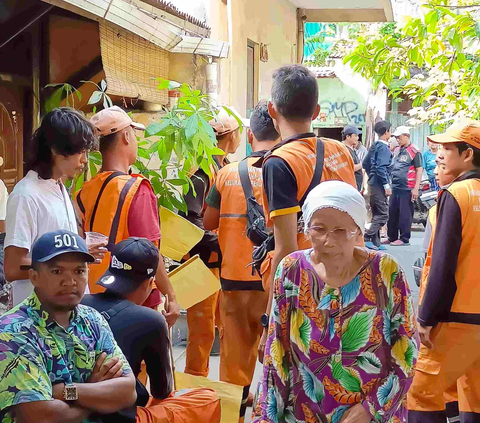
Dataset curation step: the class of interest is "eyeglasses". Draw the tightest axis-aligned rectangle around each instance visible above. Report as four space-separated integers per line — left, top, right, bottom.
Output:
307 225 358 241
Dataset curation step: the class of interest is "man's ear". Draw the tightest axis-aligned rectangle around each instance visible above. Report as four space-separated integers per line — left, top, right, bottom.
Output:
268 101 276 120
29 268 39 287
311 104 321 121
247 129 254 147
121 128 130 145
464 147 474 164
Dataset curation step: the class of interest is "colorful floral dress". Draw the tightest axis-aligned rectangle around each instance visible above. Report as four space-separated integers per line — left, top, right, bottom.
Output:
252 249 419 423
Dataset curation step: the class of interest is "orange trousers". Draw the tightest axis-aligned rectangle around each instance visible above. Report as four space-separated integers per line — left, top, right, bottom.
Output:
185 268 220 377
136 388 221 423
408 322 480 418
218 290 268 387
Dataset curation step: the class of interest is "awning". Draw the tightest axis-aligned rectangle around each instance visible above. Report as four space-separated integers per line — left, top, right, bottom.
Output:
41 0 230 57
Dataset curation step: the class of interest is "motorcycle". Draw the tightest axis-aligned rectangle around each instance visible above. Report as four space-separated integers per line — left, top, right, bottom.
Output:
413 179 437 227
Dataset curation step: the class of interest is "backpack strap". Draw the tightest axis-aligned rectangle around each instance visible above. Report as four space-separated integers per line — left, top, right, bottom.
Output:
300 138 325 206
101 300 134 321
238 159 255 200
90 171 125 231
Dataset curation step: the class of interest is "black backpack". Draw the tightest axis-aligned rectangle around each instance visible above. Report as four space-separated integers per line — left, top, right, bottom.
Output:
249 138 325 276
238 159 269 246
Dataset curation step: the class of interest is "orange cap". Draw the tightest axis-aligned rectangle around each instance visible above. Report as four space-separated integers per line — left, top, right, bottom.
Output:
209 114 239 137
428 118 480 149
91 106 146 137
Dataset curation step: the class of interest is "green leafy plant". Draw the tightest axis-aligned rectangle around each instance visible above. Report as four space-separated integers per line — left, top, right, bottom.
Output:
131 78 229 212
82 80 113 111
344 0 480 126
44 83 82 113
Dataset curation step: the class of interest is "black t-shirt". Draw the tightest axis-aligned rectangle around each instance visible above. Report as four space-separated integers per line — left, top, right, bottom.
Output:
345 145 363 192
81 293 173 402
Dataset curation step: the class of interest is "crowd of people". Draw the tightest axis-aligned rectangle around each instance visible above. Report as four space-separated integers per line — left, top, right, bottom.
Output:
0 64 479 423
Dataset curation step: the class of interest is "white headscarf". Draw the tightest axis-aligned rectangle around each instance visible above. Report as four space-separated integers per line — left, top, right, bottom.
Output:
302 181 367 234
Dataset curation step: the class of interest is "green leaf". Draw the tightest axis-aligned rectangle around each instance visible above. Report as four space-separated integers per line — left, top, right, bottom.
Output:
170 192 188 213
185 114 199 139
167 178 188 186
341 307 377 353
157 78 170 90
75 172 85 193
75 90 82 102
101 79 107 92
476 21 480 38
137 148 150 160
209 147 225 156
222 106 244 133
151 177 164 194
89 160 97 178
88 91 103 105
45 87 65 113
145 120 170 137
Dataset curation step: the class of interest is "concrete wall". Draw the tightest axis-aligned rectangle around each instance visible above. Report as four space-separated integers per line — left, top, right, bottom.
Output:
169 53 207 92
315 77 367 128
209 0 298 160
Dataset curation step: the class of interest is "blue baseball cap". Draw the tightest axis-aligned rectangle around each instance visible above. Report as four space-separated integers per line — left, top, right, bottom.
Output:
22 230 95 269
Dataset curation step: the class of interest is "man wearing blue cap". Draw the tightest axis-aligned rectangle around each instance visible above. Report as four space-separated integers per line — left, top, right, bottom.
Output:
0 230 136 423
83 238 221 423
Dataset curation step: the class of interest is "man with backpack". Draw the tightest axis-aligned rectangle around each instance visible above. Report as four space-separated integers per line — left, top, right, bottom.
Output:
256 65 356 362
203 101 280 421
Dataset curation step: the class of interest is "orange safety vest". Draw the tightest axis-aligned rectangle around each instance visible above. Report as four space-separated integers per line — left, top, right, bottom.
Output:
421 178 480 315
261 136 356 249
215 156 264 290
75 171 146 292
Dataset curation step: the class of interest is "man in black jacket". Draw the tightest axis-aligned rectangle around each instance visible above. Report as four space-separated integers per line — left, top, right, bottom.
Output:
82 238 221 423
362 120 393 249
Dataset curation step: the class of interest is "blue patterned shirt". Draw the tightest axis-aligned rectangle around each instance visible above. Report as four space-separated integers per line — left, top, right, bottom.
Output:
0 292 131 423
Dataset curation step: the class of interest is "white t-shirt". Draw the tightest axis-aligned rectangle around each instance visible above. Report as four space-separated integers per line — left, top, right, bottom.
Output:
5 170 89 305
0 179 8 221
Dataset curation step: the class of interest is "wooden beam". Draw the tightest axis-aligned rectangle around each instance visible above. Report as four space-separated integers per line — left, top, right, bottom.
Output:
65 56 103 89
303 8 388 22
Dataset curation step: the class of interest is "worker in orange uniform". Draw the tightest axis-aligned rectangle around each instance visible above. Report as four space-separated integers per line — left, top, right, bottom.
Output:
74 106 180 327
407 119 480 422
255 65 357 362
181 111 242 378
203 101 281 421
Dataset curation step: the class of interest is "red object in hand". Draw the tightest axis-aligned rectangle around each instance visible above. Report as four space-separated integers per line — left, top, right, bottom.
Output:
142 288 162 309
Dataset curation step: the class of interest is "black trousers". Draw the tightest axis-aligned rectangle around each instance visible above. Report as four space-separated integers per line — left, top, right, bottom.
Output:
365 184 389 246
387 189 414 243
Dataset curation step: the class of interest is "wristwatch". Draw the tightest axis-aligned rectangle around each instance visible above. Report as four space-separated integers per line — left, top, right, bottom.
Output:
261 313 269 328
63 382 78 401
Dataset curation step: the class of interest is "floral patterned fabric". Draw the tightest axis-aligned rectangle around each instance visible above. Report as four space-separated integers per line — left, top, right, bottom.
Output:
252 249 419 423
0 292 131 423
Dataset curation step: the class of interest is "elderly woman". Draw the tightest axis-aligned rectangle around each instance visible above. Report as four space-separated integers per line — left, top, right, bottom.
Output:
253 181 419 423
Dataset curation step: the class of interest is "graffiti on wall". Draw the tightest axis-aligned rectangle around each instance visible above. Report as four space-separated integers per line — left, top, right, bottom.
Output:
318 100 366 125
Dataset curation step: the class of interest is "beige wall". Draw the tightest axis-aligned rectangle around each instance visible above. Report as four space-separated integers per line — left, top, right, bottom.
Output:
209 0 297 159
169 53 207 92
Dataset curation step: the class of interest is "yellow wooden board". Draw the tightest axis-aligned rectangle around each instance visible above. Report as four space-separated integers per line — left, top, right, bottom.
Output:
167 255 221 309
159 206 204 261
175 372 243 423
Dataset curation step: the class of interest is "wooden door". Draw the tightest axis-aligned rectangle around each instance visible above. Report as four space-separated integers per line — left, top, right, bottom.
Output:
0 83 23 192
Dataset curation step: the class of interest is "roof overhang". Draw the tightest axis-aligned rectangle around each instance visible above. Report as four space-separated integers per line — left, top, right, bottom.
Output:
40 0 229 57
290 0 394 22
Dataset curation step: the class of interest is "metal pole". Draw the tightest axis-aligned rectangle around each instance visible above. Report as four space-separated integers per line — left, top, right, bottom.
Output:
0 5 54 50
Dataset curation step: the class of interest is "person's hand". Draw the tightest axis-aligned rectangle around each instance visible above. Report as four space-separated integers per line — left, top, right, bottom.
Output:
340 403 371 423
51 383 65 401
87 352 124 383
419 325 434 349
88 244 108 264
258 328 268 364
162 298 180 328
385 188 392 197
411 187 420 202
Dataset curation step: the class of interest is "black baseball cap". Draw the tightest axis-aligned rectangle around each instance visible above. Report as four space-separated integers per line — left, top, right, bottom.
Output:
22 230 95 270
374 121 391 136
343 125 362 136
97 238 159 295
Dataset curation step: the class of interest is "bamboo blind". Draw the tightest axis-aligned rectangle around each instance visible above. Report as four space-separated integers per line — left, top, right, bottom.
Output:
99 22 169 105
